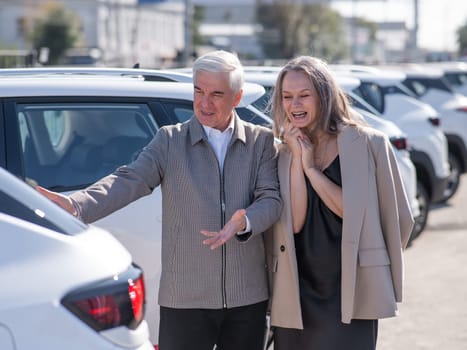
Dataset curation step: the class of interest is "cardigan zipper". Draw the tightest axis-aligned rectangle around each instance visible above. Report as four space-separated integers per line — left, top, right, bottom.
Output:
220 174 227 308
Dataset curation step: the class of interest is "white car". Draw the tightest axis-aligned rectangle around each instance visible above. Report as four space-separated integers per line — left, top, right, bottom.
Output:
0 72 270 347
394 65 467 201
330 66 451 206
0 166 152 350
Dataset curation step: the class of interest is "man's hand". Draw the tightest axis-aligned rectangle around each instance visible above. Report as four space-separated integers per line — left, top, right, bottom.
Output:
36 186 76 216
201 209 247 250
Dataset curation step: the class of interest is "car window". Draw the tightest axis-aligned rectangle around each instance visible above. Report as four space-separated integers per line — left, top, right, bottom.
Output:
158 100 194 123
251 87 273 115
444 72 467 87
382 83 417 98
158 99 272 127
16 103 158 191
403 77 454 97
236 107 272 128
352 82 385 114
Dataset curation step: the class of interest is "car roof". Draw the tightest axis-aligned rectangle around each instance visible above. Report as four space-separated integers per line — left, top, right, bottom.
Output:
416 61 467 74
330 65 407 86
244 70 361 91
377 64 445 79
0 67 195 83
0 74 264 107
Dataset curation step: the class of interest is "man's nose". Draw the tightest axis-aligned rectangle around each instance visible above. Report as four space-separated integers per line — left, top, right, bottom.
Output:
200 94 212 106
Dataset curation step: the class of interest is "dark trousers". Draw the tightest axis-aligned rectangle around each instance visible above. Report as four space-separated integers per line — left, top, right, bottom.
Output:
159 301 268 350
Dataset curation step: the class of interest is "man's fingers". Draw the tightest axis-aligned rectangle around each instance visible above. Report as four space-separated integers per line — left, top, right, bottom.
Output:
202 235 225 250
200 230 217 237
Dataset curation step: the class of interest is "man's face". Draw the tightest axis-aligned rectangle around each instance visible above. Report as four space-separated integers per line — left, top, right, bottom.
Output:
193 70 243 131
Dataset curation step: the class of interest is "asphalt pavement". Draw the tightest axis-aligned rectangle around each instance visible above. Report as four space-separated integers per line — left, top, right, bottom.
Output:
377 174 467 349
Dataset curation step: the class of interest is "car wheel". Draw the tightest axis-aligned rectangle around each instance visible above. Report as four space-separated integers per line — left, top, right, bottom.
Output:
409 182 429 244
442 153 461 202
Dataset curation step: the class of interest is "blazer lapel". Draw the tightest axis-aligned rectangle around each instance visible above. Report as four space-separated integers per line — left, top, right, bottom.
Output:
338 126 369 245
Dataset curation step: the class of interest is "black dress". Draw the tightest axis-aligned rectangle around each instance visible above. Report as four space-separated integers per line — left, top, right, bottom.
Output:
274 156 378 350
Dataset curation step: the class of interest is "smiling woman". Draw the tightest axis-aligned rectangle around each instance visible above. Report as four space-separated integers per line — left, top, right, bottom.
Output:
267 55 414 350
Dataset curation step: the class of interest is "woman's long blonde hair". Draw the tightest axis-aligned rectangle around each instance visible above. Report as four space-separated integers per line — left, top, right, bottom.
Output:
271 56 361 140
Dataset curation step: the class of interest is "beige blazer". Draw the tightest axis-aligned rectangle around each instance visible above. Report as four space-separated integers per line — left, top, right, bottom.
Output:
266 124 414 329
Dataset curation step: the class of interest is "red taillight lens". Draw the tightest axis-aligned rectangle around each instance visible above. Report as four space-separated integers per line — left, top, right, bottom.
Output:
129 276 145 323
390 136 408 150
62 264 145 331
428 117 440 126
74 295 121 328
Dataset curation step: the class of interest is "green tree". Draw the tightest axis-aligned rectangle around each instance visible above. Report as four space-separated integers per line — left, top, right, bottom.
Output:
193 5 206 48
456 21 467 56
256 1 348 61
304 4 349 62
30 2 80 65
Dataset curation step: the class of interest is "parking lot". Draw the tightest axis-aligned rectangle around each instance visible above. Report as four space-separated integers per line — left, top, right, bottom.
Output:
377 174 467 349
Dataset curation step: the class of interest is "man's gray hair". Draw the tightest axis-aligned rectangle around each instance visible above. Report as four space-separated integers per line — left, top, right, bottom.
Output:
193 50 244 93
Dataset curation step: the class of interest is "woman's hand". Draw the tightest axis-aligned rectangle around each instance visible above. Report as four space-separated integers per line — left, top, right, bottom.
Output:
298 134 318 172
282 122 304 159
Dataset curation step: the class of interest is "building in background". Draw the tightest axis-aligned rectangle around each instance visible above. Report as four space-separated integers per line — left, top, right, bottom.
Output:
0 0 185 67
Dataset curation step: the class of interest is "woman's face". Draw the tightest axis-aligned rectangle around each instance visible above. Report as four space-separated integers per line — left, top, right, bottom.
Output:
281 70 320 130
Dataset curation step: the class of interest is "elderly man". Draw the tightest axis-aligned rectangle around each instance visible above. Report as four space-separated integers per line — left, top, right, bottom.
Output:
38 50 282 350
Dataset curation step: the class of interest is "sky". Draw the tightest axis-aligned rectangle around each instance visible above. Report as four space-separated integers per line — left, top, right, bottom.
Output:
330 0 467 52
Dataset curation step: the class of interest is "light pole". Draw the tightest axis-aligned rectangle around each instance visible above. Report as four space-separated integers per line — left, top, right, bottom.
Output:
183 0 193 66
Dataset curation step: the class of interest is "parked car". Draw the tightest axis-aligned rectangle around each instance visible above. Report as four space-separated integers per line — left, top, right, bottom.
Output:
0 166 152 350
242 69 424 237
0 72 270 347
0 66 273 127
389 64 467 201
330 66 451 209
421 61 467 96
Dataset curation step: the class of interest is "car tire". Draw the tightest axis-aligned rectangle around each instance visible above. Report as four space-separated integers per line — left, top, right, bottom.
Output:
441 153 461 202
409 182 429 244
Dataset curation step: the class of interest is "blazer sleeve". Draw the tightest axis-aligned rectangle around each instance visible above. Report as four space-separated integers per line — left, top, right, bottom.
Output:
372 134 414 249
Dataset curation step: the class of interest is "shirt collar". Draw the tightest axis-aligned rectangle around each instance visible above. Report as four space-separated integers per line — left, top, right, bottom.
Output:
202 115 235 138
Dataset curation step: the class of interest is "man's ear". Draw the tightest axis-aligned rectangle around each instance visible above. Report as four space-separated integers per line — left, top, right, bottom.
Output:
233 89 243 107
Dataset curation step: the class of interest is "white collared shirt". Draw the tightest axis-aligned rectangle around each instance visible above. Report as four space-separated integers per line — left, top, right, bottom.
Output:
202 116 251 234
202 116 235 173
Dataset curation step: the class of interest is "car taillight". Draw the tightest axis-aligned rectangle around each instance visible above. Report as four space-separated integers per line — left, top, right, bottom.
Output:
62 264 145 331
428 117 440 126
129 275 145 323
390 136 408 150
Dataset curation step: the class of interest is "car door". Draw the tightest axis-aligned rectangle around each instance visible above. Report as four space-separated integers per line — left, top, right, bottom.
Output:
2 96 164 345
